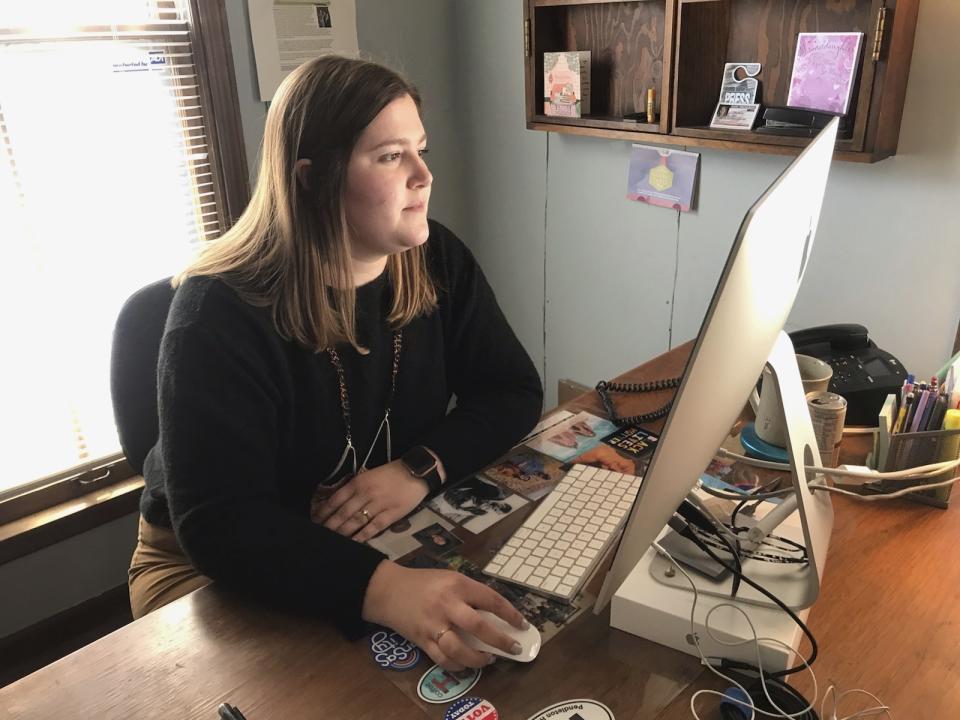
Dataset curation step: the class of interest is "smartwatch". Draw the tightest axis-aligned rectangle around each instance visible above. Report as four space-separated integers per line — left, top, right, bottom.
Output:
401 445 443 494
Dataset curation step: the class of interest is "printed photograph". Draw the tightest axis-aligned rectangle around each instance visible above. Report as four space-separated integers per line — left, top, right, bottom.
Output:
482 447 566 500
411 523 462 554
626 144 700 212
428 475 528 533
525 411 618 462
517 409 574 446
568 443 643 476
315 5 332 28
709 102 760 130
447 554 591 644
367 507 454 560
602 425 659 458
402 551 450 571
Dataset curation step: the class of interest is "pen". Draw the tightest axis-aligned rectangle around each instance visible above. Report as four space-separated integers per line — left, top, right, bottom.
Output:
909 388 932 433
926 392 949 431
894 392 913 434
902 374 915 406
218 704 248 720
892 396 909 435
922 387 938 428
897 391 915 434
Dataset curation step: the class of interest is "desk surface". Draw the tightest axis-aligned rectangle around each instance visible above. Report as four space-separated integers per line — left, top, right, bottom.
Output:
3 345 959 720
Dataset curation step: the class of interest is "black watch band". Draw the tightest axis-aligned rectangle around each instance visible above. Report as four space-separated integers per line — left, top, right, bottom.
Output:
401 446 442 494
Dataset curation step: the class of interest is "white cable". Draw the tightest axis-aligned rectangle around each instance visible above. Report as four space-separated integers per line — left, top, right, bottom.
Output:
821 685 892 720
841 427 879 435
652 542 894 720
716 447 960 480
701 476 960 503
652 541 818 720
815 476 959 500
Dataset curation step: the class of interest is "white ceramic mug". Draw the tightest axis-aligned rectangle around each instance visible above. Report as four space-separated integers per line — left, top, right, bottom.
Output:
754 354 833 447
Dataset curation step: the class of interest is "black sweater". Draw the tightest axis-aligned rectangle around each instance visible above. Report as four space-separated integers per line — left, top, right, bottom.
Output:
141 220 543 635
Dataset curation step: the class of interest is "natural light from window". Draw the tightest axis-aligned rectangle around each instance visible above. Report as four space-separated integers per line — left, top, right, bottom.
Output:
0 6 211 494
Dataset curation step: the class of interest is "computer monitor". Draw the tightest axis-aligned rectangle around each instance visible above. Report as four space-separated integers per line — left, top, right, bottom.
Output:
596 119 840 612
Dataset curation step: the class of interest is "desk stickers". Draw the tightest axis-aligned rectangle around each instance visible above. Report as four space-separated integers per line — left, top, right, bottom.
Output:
368 629 421 671
526 699 615 720
417 665 482 704
444 697 499 720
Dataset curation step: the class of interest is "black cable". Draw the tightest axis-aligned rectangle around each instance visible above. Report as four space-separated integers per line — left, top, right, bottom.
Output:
730 476 782 530
595 377 682 426
694 526 808 564
670 515 819 679
719 666 820 720
675 500 743 597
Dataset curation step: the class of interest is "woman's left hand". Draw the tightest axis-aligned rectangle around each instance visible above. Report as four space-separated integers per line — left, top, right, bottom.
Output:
313 460 429 542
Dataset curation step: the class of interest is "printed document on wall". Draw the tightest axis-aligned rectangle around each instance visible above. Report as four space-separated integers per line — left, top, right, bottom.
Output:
249 0 359 102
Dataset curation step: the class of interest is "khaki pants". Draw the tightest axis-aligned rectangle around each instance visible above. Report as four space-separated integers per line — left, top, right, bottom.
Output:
128 515 211 619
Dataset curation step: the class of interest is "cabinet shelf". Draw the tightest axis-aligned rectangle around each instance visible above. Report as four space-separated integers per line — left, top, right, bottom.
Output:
531 113 661 134
523 0 920 163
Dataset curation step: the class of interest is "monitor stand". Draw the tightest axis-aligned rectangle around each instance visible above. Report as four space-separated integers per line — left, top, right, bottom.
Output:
609 333 834 670
649 331 835 610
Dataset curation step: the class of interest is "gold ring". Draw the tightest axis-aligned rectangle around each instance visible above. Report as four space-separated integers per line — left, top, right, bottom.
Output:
434 627 451 643
358 508 371 522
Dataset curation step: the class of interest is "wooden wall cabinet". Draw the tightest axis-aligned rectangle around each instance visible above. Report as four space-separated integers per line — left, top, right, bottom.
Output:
523 0 920 162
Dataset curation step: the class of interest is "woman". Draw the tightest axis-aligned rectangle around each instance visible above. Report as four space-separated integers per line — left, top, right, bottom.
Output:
128 56 543 671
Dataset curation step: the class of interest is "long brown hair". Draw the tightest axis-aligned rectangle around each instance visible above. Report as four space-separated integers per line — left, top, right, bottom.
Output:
176 56 437 351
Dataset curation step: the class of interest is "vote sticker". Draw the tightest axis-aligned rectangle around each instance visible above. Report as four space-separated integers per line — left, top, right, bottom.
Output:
369 630 421 671
444 697 499 720
416 664 481 704
525 699 615 720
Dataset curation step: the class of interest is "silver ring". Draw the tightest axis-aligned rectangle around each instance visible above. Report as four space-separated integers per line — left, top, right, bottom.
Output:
434 627 451 643
358 508 371 522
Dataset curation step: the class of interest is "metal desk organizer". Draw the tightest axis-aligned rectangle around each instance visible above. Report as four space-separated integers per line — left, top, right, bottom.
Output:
869 426 960 508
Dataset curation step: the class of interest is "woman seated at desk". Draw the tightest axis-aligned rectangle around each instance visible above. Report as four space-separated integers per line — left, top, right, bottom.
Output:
128 55 543 671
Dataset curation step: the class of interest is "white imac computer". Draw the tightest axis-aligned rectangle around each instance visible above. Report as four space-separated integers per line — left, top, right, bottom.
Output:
596 120 841 648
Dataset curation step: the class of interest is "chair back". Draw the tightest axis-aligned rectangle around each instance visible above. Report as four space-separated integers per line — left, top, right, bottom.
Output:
110 278 175 475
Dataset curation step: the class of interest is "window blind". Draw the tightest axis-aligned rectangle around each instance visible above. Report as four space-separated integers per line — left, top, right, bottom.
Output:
0 0 225 497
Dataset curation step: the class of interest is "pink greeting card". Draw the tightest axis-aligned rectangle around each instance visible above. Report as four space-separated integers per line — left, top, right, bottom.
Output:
787 32 864 115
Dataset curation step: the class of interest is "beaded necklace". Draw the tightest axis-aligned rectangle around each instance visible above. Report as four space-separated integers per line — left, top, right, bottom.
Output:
322 330 403 483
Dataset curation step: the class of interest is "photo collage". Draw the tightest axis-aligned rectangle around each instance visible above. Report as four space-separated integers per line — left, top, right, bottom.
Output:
367 410 657 564
361 410 657 642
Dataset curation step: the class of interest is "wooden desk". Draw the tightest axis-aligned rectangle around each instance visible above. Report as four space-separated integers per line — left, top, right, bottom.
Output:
3 345 959 719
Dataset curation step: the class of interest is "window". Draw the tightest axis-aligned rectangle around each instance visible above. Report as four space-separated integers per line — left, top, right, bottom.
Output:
0 0 247 522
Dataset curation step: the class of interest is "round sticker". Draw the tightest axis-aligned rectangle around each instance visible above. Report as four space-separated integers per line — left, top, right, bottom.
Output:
369 630 421 671
525 699 615 720
444 697 499 720
416 664 482 704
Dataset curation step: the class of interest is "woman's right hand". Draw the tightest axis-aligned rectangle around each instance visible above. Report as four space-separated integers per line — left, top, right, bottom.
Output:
362 561 529 671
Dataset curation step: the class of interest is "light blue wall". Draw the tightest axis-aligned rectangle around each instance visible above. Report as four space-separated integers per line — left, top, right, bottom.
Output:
455 0 960 408
226 0 467 233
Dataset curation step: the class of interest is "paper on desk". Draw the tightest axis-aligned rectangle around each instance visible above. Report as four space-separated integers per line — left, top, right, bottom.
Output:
248 0 359 102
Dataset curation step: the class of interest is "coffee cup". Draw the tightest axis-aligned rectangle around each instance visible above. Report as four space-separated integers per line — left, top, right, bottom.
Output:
754 354 833 447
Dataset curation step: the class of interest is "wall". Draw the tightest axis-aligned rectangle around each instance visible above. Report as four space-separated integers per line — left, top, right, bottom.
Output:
0 0 464 642
226 0 467 232
454 0 960 408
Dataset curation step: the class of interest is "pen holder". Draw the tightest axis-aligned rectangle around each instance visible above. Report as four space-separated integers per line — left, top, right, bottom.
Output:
869 427 960 508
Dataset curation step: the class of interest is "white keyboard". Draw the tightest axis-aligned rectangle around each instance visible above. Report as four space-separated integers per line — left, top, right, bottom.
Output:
483 464 642 602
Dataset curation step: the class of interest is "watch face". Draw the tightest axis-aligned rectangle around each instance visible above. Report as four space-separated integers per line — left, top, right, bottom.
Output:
405 446 436 476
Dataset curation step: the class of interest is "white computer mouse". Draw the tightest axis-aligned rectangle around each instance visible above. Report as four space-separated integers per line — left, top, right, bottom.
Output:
454 610 541 662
